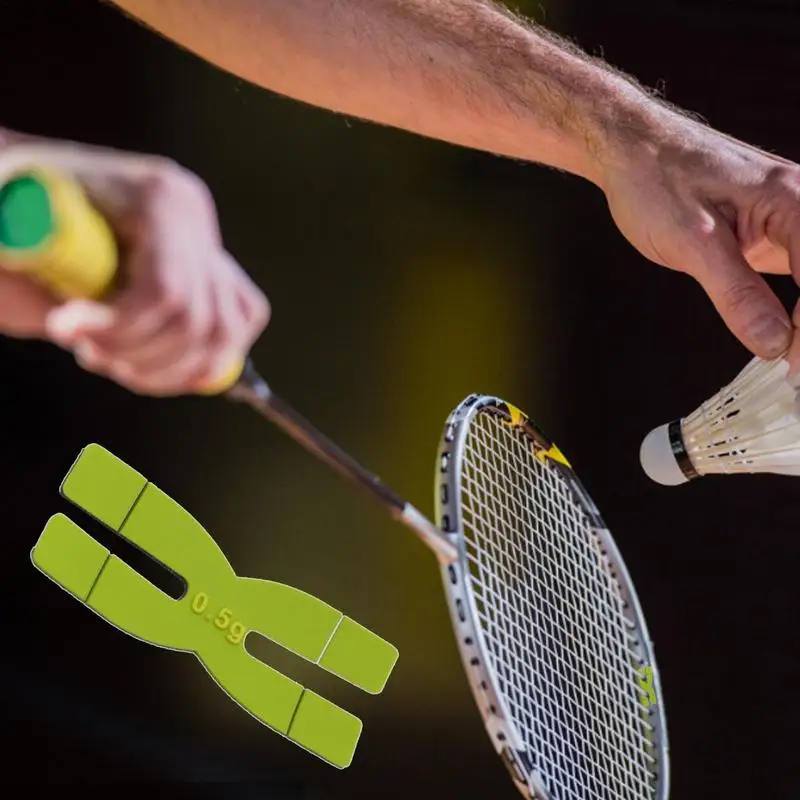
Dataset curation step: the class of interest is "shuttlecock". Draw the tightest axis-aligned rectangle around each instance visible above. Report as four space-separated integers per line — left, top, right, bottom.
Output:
640 356 800 486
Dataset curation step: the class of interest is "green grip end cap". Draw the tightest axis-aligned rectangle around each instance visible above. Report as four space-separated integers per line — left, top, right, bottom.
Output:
0 175 54 249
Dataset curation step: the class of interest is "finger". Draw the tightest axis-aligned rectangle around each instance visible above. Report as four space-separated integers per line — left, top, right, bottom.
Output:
743 237 791 276
100 286 216 395
156 253 262 393
236 277 271 349
110 340 209 391
46 300 117 348
105 368 186 397
0 141 165 188
95 184 217 352
84 272 217 396
784 301 800 381
127 274 241 394
685 217 792 359
90 277 213 369
763 198 800 284
86 328 208 396
74 339 118 381
103 364 177 397
100 288 220 395
766 206 800 371
95 247 181 347
83 316 186 370
197 272 251 389
73 339 159 395
785 335 800 383
226 252 271 333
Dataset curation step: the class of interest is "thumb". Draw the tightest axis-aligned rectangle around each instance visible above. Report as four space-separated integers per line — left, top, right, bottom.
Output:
685 222 791 359
45 299 117 348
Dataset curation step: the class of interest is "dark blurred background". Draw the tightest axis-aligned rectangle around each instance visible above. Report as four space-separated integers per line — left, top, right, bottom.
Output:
2 0 800 796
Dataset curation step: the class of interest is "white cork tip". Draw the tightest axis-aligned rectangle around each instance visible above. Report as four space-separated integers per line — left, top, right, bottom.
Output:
640 424 690 486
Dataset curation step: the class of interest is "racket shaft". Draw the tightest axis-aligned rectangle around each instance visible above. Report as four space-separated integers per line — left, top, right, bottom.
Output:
228 368 458 563
259 390 407 509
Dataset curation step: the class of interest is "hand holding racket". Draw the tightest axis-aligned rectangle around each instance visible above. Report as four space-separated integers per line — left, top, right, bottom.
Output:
1 168 670 799
0 144 268 395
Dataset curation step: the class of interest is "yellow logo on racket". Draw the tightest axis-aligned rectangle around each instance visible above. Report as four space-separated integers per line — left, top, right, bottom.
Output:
637 665 657 708
536 444 571 468
504 404 527 427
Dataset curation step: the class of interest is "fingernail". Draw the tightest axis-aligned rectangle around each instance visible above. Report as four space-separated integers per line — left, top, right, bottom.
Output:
752 316 792 356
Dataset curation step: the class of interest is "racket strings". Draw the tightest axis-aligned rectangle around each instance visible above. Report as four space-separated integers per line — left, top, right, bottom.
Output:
462 465 643 673
464 538 653 747
463 466 653 797
471 597 655 767
461 480 650 745
459 412 657 800
464 433 644 693
462 470 652 800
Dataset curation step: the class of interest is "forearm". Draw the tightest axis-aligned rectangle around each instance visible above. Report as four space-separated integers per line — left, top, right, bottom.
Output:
111 0 670 186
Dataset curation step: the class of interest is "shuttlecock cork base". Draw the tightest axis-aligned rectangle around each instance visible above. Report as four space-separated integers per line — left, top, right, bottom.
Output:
640 420 700 486
640 356 800 486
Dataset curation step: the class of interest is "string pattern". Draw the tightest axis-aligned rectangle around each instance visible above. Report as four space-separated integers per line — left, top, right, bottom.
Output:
460 411 657 799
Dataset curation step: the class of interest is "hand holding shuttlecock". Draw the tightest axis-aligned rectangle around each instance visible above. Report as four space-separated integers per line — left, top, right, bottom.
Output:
640 357 800 485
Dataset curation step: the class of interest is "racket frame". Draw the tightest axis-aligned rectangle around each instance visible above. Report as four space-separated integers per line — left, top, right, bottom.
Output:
434 394 670 800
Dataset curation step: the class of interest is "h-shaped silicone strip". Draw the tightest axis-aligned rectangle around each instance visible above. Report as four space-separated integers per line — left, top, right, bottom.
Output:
30 444 398 768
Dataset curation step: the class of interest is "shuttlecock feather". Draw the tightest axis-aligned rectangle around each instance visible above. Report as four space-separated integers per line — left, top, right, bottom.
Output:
640 357 800 486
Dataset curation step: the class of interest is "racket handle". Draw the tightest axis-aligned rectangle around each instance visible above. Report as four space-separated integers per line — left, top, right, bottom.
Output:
0 169 243 394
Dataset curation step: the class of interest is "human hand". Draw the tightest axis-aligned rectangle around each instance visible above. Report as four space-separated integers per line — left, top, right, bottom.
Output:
598 107 800 372
0 133 269 395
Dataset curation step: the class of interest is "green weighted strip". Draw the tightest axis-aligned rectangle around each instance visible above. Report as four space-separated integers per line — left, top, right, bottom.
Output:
290 690 363 769
61 443 147 530
232 575 342 662
31 513 110 600
34 443 398 767
320 616 399 695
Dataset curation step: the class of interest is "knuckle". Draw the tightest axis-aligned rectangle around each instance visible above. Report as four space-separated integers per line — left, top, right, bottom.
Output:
188 310 216 342
141 157 185 197
148 162 219 243
212 318 237 351
251 292 271 330
685 213 719 241
783 176 800 199
769 164 800 193
141 266 188 319
156 285 188 318
720 279 759 313
180 170 216 210
144 158 215 211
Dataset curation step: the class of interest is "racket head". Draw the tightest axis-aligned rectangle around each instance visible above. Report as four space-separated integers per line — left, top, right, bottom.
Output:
434 395 668 800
